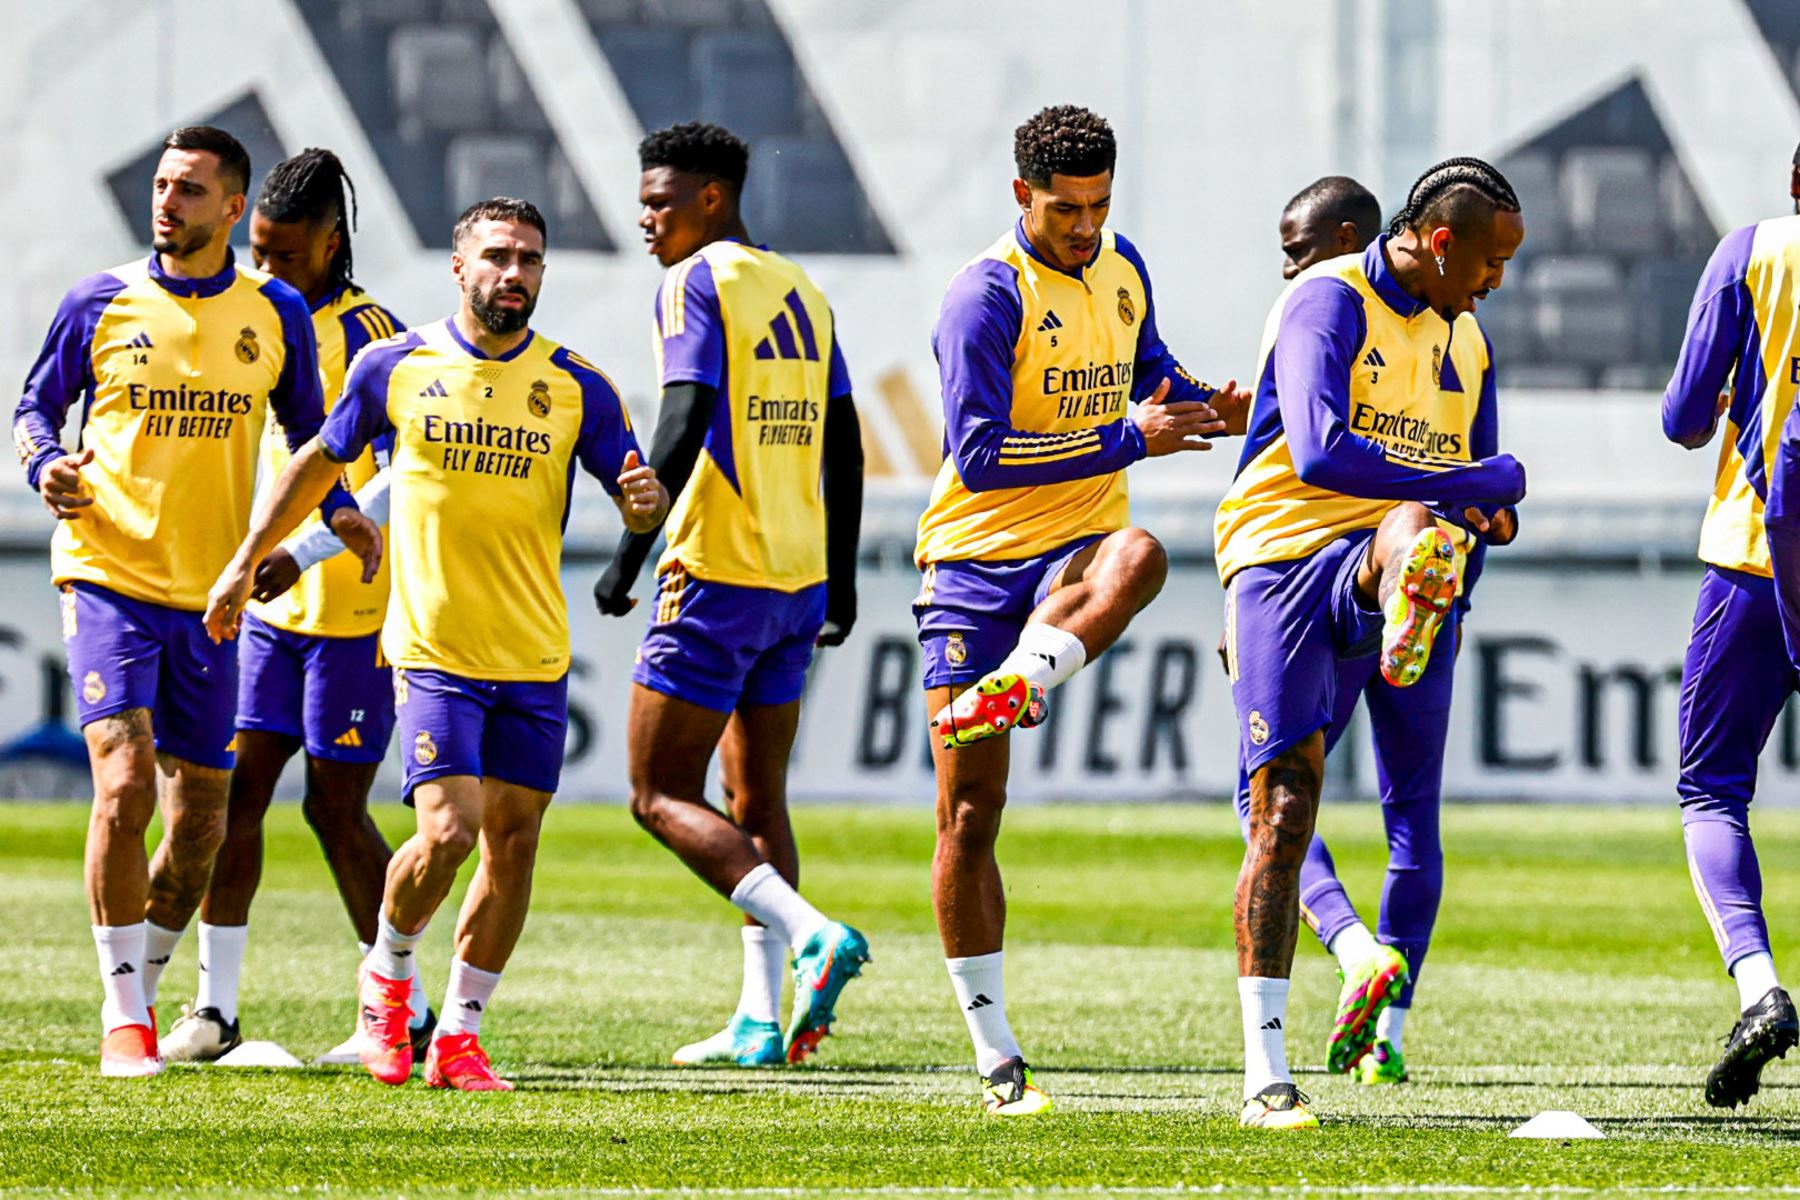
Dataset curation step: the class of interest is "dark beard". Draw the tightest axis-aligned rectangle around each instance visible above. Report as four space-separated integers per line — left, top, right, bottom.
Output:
152 225 212 259
471 287 535 335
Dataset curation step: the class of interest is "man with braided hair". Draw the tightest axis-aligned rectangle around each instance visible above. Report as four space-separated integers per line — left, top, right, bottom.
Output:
1666 146 1800 1109
1229 174 1507 1090
917 104 1243 1115
1215 156 1525 1129
160 147 427 1063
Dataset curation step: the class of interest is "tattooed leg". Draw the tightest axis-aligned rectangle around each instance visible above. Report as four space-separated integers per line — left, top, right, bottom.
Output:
1237 733 1326 978
83 708 159 925
144 753 232 932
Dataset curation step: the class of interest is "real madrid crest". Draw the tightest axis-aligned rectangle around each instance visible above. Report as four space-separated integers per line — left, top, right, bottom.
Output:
414 730 438 766
1117 287 1136 326
235 326 260 364
82 671 106 705
1431 344 1442 387
1248 710 1269 746
528 379 552 418
945 632 968 666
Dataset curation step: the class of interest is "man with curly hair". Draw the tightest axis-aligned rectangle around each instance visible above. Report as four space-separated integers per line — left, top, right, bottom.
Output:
916 104 1242 1115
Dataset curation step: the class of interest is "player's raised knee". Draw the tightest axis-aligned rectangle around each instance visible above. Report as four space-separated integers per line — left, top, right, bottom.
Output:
1099 527 1169 602
417 809 479 866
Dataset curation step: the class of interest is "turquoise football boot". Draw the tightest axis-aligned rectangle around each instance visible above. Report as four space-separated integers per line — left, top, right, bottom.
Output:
671 1011 785 1067
785 922 871 1063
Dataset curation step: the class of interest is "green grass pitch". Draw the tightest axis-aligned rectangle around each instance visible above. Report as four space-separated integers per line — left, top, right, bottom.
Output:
3 799 1800 1197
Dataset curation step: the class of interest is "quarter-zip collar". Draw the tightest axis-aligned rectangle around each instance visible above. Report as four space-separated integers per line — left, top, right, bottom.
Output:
147 248 239 299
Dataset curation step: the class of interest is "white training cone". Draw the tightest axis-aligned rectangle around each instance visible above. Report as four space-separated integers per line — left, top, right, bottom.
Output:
1510 1110 1604 1139
214 1040 304 1069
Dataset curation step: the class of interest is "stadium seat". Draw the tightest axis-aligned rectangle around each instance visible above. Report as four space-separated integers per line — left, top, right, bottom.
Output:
440 0 500 24
548 148 612 249
1530 256 1632 367
694 30 799 142
1503 362 1594 389
489 35 551 131
390 27 490 136
577 0 641 19
1502 152 1565 255
1561 148 1661 255
642 0 748 26
1630 256 1708 367
337 0 434 27
1597 363 1668 391
597 27 695 133
1658 157 1716 255
1471 277 1536 364
446 136 549 216
745 136 865 253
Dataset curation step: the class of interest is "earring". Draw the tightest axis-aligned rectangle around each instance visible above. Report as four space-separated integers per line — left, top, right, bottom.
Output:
1434 254 1446 276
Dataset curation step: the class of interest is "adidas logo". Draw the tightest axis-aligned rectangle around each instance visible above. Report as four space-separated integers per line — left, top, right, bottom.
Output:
751 288 823 362
127 331 154 349
419 379 449 398
1036 310 1064 333
148 955 171 966
1362 348 1386 368
110 962 136 976
1260 1017 1282 1030
965 993 993 1011
1030 651 1057 669
334 727 363 749
394 948 413 958
461 999 484 1011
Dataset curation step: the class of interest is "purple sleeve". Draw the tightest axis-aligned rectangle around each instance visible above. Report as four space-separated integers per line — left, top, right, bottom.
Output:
557 348 640 497
13 272 124 489
1275 278 1525 507
1766 395 1800 674
320 336 413 463
933 258 1145 492
260 277 327 452
339 301 406 367
1457 332 1502 613
1112 233 1215 406
1662 224 1756 450
656 256 725 389
828 331 852 399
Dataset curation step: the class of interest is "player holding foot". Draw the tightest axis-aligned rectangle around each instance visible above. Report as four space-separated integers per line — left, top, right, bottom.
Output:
159 148 433 1064
1665 146 1800 1108
1229 175 1507 1087
205 197 666 1091
12 126 353 1078
594 123 868 1068
917 106 1238 1115
1217 158 1526 1129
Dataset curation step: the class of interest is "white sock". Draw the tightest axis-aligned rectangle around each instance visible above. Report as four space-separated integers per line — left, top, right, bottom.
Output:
363 937 429 1027
366 916 424 982
728 863 830 953
1327 922 1380 975
1376 1004 1408 1053
993 623 1087 691
93 923 151 1033
946 951 1023 1075
1239 976 1292 1100
737 925 784 1025
435 957 502 1039
194 923 247 1023
1731 951 1782 1012
141 920 185 1006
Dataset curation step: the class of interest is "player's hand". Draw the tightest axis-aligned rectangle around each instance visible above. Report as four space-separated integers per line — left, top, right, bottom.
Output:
818 586 856 647
329 506 384 584
39 448 94 520
250 547 302 603
1135 378 1229 456
593 564 637 617
1208 380 1253 437
617 451 668 533
204 556 255 644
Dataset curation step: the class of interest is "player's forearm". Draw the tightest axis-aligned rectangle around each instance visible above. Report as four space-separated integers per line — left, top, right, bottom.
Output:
955 418 1144 491
236 440 353 568
646 381 716 504
13 411 67 489
1296 442 1524 507
285 467 391 572
823 393 865 590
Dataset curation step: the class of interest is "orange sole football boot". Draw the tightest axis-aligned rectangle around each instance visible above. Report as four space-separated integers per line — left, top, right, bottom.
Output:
425 1032 514 1092
1380 527 1457 688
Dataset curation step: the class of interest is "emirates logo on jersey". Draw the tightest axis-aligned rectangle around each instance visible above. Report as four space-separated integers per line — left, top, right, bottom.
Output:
527 380 552 419
234 326 260 364
1117 287 1135 327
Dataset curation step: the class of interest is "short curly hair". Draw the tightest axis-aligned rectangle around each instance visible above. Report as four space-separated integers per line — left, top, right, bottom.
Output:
1014 105 1116 188
639 121 750 193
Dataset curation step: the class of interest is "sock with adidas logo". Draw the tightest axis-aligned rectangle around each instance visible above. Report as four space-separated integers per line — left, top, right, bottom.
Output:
946 951 1023 1075
992 623 1087 693
367 915 425 982
1239 976 1292 1100
434 957 501 1040
93 923 152 1033
141 920 185 1007
194 922 248 1024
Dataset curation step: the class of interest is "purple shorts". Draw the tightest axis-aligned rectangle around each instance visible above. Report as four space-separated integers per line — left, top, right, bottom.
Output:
60 582 238 769
236 612 395 764
912 535 1105 689
394 667 568 800
1225 530 1380 775
632 566 826 712
1678 565 1796 810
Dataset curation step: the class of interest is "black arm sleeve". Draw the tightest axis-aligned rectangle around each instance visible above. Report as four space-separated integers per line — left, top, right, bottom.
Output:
594 381 717 615
818 392 864 643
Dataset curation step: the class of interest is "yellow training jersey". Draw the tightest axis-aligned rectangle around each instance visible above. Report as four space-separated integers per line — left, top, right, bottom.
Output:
1663 215 1800 577
915 223 1216 566
319 318 640 682
1215 238 1522 584
652 239 850 591
13 253 328 611
250 287 403 638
